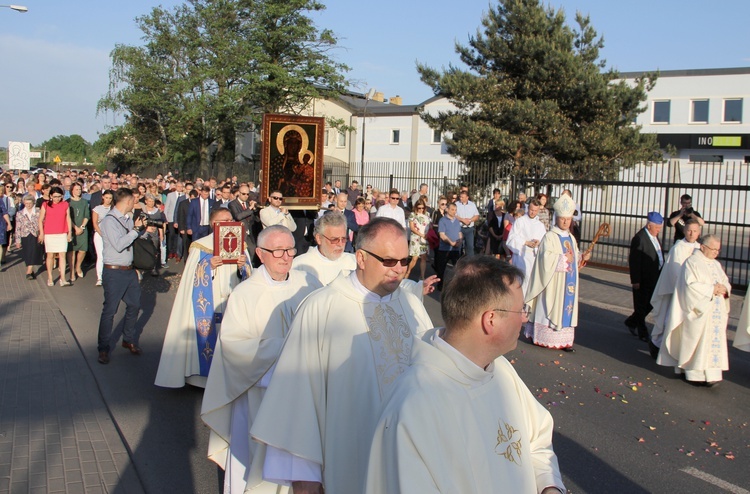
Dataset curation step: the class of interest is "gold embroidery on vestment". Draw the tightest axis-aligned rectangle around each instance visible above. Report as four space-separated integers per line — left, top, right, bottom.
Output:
495 420 522 465
366 303 412 397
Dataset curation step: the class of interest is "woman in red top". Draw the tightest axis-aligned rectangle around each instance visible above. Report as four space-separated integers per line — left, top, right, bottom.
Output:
38 186 72 286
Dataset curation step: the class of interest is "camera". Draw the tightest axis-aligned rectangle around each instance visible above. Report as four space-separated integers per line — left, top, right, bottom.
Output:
684 207 694 215
135 211 165 228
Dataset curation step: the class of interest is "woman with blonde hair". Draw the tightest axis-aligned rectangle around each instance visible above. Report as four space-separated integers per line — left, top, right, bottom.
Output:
406 198 431 280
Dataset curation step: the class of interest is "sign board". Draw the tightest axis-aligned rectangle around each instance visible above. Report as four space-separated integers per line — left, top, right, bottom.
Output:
53 155 62 163
29 151 42 159
7 141 30 170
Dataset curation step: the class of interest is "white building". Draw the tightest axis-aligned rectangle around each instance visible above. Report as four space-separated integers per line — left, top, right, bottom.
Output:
622 66 750 164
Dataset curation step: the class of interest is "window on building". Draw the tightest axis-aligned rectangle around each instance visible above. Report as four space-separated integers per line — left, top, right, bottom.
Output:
691 100 709 123
689 154 723 163
724 99 743 123
391 129 400 144
337 131 346 147
432 129 442 144
653 101 670 123
324 129 329 147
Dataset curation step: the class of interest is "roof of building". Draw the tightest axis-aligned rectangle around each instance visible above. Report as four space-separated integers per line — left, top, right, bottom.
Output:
619 66 750 79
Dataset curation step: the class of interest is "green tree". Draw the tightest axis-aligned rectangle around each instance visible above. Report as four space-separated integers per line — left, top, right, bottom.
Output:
97 0 349 176
417 0 661 181
38 135 92 163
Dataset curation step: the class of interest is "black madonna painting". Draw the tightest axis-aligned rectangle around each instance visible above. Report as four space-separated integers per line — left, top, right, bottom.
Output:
261 114 324 209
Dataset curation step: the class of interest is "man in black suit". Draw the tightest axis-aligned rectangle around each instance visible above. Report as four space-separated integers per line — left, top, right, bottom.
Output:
228 184 260 259
626 212 664 341
176 188 197 261
187 185 216 241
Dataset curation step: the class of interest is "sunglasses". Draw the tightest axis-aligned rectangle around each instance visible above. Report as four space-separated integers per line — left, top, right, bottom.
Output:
361 249 411 267
270 196 283 200
320 234 348 245
390 196 400 200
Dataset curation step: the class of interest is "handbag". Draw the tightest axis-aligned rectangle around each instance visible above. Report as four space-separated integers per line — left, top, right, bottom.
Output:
426 227 440 250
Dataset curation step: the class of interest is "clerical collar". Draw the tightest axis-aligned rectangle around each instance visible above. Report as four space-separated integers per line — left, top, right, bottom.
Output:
348 271 393 303
259 265 288 286
433 329 494 382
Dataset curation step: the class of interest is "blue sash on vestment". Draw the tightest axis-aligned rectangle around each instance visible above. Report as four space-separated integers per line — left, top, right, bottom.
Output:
559 236 577 328
192 252 218 376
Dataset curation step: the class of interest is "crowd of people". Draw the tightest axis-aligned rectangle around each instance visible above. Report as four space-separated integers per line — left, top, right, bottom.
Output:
2 167 749 492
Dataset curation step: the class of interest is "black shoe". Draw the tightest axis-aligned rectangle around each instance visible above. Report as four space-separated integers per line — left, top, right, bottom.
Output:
562 347 576 353
637 325 649 342
98 351 110 364
648 340 660 360
26 274 34 281
624 316 637 332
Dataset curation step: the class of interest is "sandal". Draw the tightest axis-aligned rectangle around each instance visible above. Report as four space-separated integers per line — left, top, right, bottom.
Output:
47 280 54 287
59 280 72 287
76 270 84 278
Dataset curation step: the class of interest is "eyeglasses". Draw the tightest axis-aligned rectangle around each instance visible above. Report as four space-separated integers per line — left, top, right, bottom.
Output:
239 192 249 196
51 195 63 199
703 245 720 253
270 196 283 201
492 304 530 317
361 249 411 267
320 234 348 245
389 196 400 200
259 247 297 258
439 202 447 206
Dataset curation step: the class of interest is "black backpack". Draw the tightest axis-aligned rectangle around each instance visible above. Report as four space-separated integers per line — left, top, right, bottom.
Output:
106 213 159 271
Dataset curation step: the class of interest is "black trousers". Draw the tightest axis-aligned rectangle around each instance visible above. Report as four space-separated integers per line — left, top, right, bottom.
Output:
628 284 656 331
434 249 460 291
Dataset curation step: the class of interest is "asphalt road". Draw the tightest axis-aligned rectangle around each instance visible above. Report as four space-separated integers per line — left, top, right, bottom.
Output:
49 261 750 494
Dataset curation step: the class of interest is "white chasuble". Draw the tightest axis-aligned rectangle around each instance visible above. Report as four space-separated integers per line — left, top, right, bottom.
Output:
251 272 433 494
365 329 565 494
200 267 322 493
506 215 547 294
155 234 250 389
657 251 731 378
650 240 698 345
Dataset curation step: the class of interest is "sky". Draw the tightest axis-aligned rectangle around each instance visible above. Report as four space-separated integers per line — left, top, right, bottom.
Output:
1 0 750 148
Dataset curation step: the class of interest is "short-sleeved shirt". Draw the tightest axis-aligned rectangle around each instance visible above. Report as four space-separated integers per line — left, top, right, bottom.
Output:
667 209 702 241
438 216 461 251
41 201 70 235
455 200 479 228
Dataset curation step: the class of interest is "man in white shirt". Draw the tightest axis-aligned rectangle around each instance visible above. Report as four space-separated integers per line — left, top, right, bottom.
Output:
375 188 407 228
365 255 565 494
455 190 480 256
507 198 547 295
259 191 297 231
251 218 433 494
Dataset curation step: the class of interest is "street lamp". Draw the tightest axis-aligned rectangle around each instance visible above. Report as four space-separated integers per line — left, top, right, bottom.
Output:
359 88 376 184
0 5 29 12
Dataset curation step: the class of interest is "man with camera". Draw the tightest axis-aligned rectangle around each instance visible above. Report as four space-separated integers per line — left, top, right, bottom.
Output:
667 194 705 242
96 188 148 365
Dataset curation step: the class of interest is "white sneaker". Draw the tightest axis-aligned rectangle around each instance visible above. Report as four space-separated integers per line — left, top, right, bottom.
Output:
95 279 102 286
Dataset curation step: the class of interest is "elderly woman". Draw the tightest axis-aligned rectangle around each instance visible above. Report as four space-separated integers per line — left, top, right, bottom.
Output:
524 194 590 352
38 186 72 286
14 194 44 279
143 193 167 276
92 189 113 286
67 182 90 282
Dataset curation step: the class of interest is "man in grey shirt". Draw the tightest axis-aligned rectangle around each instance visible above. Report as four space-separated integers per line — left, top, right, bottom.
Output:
96 188 146 365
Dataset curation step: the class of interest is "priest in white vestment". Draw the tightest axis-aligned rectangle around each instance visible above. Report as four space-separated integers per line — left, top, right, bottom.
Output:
524 195 590 351
733 289 750 352
366 256 565 494
250 218 434 494
507 198 547 295
200 225 322 494
649 220 701 353
657 235 731 386
155 208 251 389
293 210 438 299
